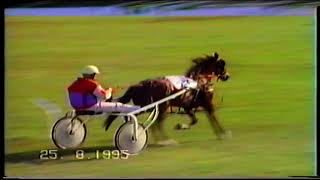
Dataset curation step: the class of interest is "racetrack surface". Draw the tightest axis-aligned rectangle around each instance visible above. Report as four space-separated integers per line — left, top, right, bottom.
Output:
5 16 315 177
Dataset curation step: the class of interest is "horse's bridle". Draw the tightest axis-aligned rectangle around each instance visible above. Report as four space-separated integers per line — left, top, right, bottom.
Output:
189 76 214 107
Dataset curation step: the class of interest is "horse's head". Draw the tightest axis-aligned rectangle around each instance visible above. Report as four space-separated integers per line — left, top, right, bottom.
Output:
215 58 230 82
186 52 230 83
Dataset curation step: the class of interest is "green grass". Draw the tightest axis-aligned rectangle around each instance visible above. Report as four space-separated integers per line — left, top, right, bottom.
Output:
5 16 315 177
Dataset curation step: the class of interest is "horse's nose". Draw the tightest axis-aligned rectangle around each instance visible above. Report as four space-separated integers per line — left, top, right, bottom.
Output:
223 72 230 81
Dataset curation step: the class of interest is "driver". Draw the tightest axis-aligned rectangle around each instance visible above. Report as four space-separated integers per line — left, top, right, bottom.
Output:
67 65 140 114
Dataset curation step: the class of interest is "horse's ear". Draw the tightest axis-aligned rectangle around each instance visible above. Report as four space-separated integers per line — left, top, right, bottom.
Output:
218 59 226 66
212 52 219 60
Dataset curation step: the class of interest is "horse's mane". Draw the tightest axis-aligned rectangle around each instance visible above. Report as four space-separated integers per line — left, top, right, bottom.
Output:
185 52 219 79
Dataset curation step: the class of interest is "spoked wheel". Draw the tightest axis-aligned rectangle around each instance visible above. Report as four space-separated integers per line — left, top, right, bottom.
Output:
114 122 148 155
51 116 87 149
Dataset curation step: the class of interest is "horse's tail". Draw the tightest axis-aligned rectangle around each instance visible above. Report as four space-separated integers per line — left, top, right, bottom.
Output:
116 85 137 104
104 84 139 131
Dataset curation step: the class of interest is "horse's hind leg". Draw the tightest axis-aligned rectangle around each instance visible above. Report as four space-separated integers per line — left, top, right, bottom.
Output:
148 110 165 144
103 87 135 131
156 104 171 140
175 108 198 130
155 104 178 145
150 120 162 143
103 115 119 131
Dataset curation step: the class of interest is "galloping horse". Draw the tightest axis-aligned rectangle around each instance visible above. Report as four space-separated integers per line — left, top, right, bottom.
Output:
105 52 231 144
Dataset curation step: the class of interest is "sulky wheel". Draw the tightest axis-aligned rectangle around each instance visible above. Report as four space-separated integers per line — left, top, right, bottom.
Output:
114 122 148 155
51 116 87 149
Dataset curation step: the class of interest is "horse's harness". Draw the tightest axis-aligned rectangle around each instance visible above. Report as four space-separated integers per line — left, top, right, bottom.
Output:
138 76 214 109
191 79 214 102
178 75 214 111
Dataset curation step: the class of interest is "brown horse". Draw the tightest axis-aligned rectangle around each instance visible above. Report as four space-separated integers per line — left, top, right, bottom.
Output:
104 52 231 144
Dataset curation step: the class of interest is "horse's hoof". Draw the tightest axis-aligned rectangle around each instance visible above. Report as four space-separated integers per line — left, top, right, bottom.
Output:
174 123 190 130
216 130 232 140
216 135 224 140
181 124 190 130
167 139 179 145
225 130 233 139
174 124 182 130
156 139 179 146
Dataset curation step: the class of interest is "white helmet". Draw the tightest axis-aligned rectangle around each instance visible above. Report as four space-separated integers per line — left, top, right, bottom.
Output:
81 65 100 75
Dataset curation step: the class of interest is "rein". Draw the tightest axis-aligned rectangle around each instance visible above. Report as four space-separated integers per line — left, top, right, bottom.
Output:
186 76 212 111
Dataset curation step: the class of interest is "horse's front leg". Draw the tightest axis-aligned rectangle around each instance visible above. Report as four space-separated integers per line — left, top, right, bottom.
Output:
203 101 232 140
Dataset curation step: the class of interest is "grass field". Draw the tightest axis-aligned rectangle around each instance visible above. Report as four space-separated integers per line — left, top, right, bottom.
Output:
5 16 315 177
